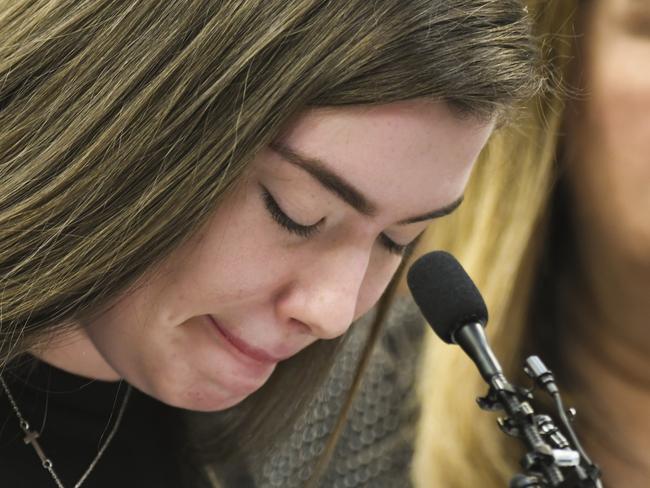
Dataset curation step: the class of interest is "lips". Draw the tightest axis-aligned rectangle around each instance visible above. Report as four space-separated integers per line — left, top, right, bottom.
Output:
207 315 293 364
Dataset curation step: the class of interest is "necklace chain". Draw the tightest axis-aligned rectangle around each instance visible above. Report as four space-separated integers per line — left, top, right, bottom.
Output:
0 375 131 488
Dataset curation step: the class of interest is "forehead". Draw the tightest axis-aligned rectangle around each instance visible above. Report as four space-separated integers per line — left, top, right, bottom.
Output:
599 0 650 15
621 0 650 10
276 100 493 218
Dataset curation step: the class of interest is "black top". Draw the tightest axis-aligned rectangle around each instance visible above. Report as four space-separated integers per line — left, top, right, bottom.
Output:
0 356 188 488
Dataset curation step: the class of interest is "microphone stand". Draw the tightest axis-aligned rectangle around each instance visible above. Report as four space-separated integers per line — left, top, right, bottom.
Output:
475 356 603 488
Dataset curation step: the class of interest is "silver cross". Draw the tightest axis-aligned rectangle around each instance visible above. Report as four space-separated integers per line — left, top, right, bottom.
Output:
23 427 52 467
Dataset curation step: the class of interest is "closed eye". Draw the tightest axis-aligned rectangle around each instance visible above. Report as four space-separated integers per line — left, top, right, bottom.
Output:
260 185 323 238
261 183 423 256
379 231 424 257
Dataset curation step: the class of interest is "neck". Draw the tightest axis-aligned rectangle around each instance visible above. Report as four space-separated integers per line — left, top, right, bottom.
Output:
28 323 122 382
562 232 650 486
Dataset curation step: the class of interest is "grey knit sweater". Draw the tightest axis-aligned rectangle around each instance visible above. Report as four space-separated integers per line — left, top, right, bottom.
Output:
253 298 424 488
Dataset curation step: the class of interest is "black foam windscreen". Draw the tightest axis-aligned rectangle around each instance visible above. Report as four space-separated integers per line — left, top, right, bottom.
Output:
407 250 488 344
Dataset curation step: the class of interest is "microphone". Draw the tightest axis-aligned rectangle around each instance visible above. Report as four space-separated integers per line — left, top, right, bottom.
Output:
406 250 604 488
406 250 502 383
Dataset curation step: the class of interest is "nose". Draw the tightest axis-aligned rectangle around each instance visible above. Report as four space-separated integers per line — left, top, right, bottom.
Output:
276 246 371 340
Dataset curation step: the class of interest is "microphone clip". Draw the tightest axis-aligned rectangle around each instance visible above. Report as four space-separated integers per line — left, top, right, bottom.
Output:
475 356 603 488
477 375 532 413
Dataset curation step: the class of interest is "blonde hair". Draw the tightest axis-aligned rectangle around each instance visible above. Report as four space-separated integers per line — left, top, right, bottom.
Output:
412 1 580 486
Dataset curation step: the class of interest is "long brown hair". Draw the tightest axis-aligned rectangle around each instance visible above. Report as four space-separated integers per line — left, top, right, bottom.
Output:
412 1 580 486
1 0 541 483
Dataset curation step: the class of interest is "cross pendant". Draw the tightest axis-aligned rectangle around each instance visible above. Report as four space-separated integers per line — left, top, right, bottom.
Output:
23 429 50 466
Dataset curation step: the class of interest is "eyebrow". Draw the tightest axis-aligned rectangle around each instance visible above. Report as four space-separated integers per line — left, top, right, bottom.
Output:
398 195 464 224
269 142 464 225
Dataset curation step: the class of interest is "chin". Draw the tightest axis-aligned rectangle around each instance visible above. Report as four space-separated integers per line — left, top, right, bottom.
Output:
146 374 268 412
177 387 258 412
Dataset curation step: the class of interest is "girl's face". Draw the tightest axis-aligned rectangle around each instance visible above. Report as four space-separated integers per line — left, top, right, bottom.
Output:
79 100 494 411
565 0 650 269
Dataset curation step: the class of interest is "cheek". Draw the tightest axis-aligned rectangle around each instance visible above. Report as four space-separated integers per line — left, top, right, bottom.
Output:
83 284 170 387
354 252 402 320
158 188 289 310
84 277 275 411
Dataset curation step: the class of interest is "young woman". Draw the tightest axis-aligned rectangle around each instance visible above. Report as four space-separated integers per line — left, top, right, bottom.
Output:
0 1 540 486
414 0 650 486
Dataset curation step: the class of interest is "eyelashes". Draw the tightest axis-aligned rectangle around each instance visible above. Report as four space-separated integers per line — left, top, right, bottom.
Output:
260 184 419 256
378 232 422 257
261 185 323 238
